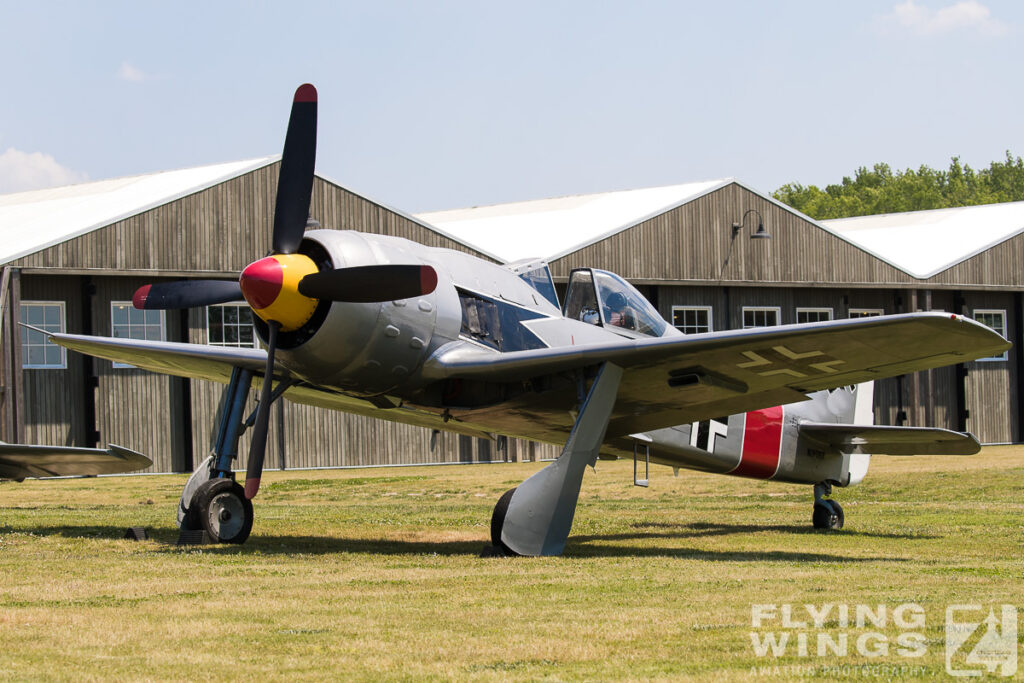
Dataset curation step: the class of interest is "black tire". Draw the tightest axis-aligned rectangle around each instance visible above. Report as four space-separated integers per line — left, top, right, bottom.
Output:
180 498 202 531
489 488 518 555
193 478 253 544
812 501 841 530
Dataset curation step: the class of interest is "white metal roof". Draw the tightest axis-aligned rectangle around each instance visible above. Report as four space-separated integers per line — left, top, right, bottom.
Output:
821 202 1024 279
415 179 732 263
0 157 278 265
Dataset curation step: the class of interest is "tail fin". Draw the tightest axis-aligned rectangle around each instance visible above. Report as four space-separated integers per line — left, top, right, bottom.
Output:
847 382 874 485
821 383 873 424
853 381 875 426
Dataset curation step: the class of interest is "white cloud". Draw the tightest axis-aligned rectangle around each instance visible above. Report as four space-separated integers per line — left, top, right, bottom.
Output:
117 61 149 82
0 148 88 194
880 0 1009 36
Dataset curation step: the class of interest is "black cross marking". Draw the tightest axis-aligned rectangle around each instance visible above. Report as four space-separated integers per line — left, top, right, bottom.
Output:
736 345 846 379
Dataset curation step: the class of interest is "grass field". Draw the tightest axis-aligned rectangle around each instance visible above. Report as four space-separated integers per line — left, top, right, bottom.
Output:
1 447 1022 681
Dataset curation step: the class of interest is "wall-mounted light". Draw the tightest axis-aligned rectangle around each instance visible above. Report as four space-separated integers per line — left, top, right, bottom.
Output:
719 207 771 281
732 208 771 240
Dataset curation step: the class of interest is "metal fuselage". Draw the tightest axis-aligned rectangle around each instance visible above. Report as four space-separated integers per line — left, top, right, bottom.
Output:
640 384 874 487
267 230 869 488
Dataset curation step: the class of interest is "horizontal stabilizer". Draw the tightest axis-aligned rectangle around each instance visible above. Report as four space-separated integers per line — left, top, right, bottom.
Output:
798 423 981 455
0 443 153 480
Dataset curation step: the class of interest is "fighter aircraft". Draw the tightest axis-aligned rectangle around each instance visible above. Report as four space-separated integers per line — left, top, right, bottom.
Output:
35 84 1010 556
0 442 151 481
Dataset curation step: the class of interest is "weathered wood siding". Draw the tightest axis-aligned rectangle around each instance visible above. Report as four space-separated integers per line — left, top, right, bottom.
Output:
928 238 1024 289
19 276 87 447
90 277 189 473
551 185 916 286
9 164 490 274
551 183 1024 291
961 291 1017 443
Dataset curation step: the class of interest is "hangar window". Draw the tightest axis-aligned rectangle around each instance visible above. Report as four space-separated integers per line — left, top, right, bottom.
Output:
111 302 166 368
742 307 780 329
849 308 884 318
973 309 1008 361
672 306 712 334
20 301 66 369
207 303 258 348
796 307 833 324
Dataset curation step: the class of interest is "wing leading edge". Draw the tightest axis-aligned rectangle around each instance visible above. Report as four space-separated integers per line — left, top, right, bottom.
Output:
44 332 269 384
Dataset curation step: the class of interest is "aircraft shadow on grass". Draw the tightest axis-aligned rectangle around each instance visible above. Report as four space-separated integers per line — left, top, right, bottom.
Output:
613 520 939 540
2 523 913 562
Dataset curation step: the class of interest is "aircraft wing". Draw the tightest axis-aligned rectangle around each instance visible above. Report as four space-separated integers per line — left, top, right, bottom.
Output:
797 423 981 455
0 443 153 480
45 332 270 384
426 312 1010 437
45 313 1009 446
45 331 498 441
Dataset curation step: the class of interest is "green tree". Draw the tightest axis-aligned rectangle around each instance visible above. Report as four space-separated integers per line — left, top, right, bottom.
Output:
772 152 1024 219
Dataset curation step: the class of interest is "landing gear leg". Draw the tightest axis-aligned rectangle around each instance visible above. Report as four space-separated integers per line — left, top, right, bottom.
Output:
487 363 622 557
812 481 844 530
178 367 257 543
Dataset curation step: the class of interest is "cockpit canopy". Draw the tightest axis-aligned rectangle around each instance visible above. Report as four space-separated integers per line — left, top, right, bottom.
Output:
505 259 559 309
563 268 669 337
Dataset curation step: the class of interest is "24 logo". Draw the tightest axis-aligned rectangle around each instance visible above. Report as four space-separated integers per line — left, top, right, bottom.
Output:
945 605 1017 677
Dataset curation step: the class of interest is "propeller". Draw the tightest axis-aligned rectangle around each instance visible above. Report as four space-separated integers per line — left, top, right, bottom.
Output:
133 280 242 310
129 84 320 314
129 83 439 500
241 84 319 499
272 83 317 254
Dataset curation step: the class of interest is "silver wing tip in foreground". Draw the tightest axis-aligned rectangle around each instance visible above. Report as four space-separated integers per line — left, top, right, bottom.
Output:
0 442 153 480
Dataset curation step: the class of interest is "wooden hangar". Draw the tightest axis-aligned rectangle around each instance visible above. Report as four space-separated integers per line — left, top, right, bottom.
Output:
1 159 1021 473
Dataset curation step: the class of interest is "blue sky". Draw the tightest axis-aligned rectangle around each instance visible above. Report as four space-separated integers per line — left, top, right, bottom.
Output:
0 1 1021 211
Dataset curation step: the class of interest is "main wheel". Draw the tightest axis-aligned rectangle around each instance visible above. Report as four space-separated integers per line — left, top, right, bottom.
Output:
192 478 254 544
488 488 518 556
812 500 843 530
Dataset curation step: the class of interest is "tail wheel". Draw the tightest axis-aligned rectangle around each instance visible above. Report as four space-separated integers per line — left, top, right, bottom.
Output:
192 478 254 544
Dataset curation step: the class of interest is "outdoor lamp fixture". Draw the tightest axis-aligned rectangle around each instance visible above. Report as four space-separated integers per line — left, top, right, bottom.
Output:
732 209 771 240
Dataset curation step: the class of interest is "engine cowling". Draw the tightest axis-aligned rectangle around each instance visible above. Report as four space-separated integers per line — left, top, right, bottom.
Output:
264 230 462 395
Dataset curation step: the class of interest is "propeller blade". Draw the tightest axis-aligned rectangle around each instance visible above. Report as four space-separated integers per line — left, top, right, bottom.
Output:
245 321 279 499
272 83 318 255
132 280 243 310
297 265 438 303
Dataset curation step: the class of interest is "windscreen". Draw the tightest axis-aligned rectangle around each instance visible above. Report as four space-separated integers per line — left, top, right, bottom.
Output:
593 270 667 336
518 265 559 308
